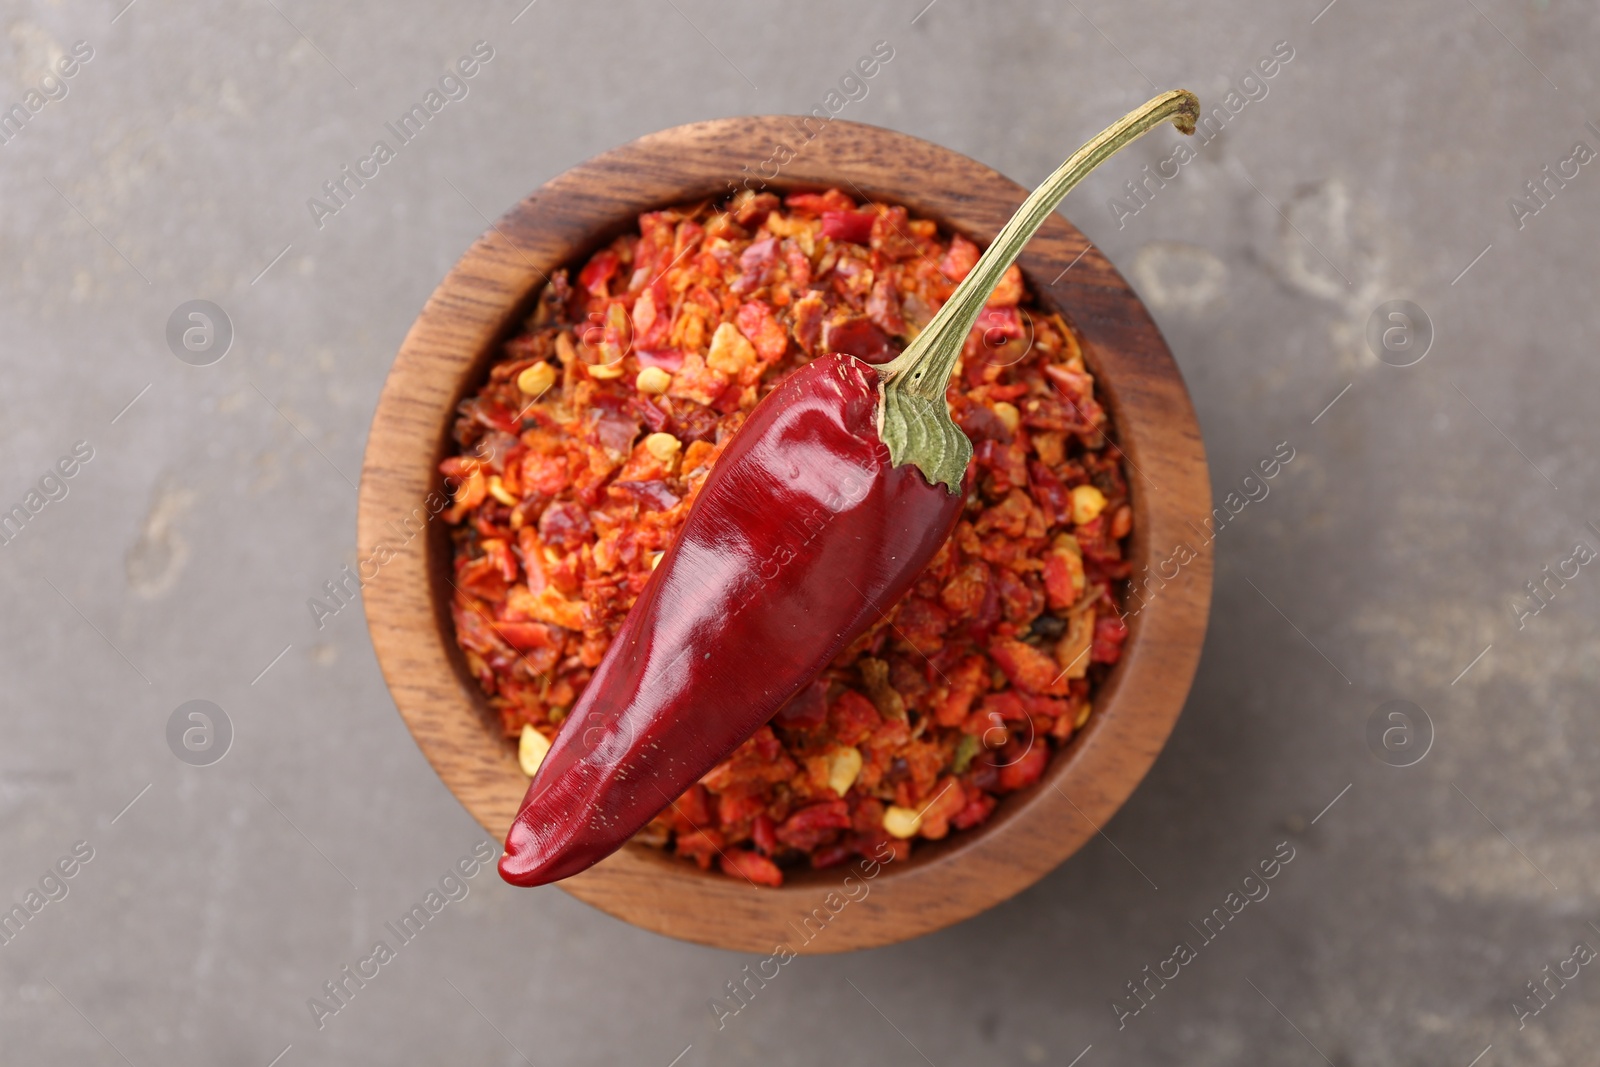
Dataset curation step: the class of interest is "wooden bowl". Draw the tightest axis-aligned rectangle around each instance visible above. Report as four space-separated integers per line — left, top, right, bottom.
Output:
358 116 1211 953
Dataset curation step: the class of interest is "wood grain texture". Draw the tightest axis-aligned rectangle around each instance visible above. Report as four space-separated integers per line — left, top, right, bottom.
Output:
357 116 1212 954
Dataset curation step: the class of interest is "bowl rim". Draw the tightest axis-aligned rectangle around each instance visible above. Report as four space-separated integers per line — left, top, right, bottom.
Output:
357 114 1212 954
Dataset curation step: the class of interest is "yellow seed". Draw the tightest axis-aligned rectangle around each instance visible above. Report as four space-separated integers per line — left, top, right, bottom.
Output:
827 747 863 796
1075 701 1093 728
487 475 519 507
992 401 1020 434
706 321 757 374
517 361 557 396
883 805 922 839
644 431 682 464
586 359 625 380
518 724 552 778
648 550 664 571
1070 484 1107 525
636 366 672 394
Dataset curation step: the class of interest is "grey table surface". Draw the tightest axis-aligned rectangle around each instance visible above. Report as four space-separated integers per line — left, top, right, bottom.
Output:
3 0 1597 1063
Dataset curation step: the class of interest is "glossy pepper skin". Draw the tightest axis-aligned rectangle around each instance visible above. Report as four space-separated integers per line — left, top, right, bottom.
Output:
499 353 961 886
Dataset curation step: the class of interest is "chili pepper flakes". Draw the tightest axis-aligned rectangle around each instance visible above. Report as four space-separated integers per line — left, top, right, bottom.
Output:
443 188 1132 886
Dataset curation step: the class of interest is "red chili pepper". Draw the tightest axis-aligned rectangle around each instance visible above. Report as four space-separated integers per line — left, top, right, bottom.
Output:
499 90 1199 887
499 352 961 885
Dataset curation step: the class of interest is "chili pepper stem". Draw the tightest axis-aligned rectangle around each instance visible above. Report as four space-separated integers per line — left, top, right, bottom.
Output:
877 89 1199 490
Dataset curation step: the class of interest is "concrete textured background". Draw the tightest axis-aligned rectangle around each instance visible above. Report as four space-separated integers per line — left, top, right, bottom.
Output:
2 0 1597 1064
